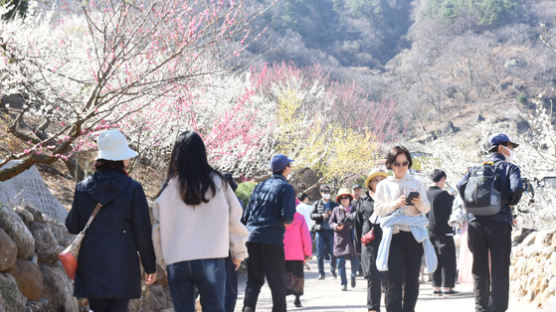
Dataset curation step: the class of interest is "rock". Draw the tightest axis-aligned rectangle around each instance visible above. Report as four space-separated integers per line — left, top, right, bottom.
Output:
13 206 34 226
44 219 73 247
25 298 49 312
0 94 25 109
512 228 536 245
129 284 173 312
10 259 43 300
0 164 68 222
23 206 43 223
504 58 526 70
0 205 35 259
442 121 460 134
30 223 61 264
40 264 78 312
0 273 27 311
521 231 536 246
0 229 17 272
289 168 320 201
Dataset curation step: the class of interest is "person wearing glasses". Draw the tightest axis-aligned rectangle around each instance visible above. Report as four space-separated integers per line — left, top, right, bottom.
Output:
374 146 431 312
329 188 359 291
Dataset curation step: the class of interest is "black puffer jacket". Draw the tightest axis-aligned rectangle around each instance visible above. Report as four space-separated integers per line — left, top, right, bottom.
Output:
66 169 156 299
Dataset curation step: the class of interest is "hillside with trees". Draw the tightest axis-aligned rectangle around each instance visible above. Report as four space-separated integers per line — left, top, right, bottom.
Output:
243 0 555 132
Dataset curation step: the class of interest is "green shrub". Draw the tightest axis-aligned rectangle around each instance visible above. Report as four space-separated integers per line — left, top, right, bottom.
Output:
235 181 258 208
517 93 527 104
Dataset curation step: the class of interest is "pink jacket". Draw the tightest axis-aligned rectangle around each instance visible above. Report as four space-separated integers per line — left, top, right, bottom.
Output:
283 212 312 261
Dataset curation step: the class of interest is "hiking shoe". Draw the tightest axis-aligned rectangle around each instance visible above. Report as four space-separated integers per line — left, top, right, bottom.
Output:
331 271 337 278
433 290 442 296
341 284 347 291
317 273 325 280
351 276 356 288
443 290 459 295
294 297 302 307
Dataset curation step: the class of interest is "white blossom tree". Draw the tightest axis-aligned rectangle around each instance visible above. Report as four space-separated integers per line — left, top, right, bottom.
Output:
0 0 264 180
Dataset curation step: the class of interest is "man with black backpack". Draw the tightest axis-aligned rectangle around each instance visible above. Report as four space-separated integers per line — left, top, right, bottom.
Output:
457 133 524 312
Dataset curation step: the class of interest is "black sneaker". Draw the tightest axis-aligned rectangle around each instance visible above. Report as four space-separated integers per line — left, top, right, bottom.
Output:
294 297 302 307
317 273 325 280
351 276 356 288
341 284 347 291
443 290 459 295
433 290 442 296
331 271 337 278
243 307 254 312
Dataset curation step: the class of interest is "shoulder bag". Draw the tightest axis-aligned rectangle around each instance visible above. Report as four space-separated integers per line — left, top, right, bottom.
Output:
58 202 102 280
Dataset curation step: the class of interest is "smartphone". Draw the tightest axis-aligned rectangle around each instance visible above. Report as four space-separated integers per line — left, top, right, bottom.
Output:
405 191 420 206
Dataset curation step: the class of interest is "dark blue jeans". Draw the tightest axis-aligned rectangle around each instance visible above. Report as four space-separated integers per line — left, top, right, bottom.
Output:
315 230 336 275
336 255 359 286
167 258 226 312
225 254 238 312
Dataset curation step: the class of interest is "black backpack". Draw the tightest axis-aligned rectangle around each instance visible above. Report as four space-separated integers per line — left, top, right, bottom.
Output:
460 161 503 216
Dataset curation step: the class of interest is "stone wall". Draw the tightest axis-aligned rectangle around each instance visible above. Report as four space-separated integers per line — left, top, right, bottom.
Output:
0 204 77 311
510 229 556 311
0 203 174 312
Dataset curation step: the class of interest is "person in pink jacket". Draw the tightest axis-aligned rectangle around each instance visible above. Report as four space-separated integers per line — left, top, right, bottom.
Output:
283 212 312 308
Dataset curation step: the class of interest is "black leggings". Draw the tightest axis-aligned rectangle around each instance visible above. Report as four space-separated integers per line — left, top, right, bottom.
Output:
89 298 129 312
384 231 423 312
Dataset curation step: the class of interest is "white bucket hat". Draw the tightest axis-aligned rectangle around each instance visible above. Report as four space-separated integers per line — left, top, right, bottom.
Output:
96 129 138 161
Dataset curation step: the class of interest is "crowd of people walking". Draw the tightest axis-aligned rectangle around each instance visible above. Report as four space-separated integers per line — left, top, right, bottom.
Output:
64 129 524 312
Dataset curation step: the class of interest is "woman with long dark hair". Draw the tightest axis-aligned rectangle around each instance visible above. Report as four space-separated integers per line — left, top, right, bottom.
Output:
66 129 157 312
152 131 248 312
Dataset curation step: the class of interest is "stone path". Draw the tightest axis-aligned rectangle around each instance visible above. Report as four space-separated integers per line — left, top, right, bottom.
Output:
234 259 537 312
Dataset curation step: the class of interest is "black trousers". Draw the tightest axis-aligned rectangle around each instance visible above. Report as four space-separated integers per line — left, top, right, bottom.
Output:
89 298 129 312
430 234 457 288
384 231 423 312
364 228 382 311
243 242 286 312
467 220 512 312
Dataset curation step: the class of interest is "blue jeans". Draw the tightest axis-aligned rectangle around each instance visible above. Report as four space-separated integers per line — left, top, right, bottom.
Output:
225 254 238 312
337 255 359 286
315 230 336 275
167 258 226 312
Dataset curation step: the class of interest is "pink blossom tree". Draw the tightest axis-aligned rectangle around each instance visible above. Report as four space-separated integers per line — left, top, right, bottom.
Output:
0 0 262 180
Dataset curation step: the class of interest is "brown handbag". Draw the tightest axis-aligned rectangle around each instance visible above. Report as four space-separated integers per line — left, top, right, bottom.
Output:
58 202 102 280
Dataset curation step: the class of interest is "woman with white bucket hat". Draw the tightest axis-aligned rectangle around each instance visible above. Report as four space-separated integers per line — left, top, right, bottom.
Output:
65 129 157 312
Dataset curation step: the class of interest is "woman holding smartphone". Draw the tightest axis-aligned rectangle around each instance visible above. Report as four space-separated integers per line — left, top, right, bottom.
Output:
374 146 430 312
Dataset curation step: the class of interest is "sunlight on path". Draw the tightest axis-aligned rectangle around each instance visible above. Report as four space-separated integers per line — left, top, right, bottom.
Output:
234 259 536 312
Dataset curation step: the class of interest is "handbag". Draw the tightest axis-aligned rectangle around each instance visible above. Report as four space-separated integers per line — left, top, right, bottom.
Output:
361 216 379 246
58 202 102 280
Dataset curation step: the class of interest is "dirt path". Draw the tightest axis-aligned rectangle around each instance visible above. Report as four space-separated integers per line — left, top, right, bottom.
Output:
234 259 537 312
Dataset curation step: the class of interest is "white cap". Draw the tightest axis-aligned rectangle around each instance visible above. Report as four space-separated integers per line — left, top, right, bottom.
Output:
96 129 138 161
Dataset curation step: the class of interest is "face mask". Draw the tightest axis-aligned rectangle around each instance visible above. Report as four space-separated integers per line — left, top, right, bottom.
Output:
502 145 515 162
322 194 331 200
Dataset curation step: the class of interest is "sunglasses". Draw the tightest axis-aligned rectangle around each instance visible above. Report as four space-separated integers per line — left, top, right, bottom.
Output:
393 161 409 167
321 190 330 194
339 196 351 200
